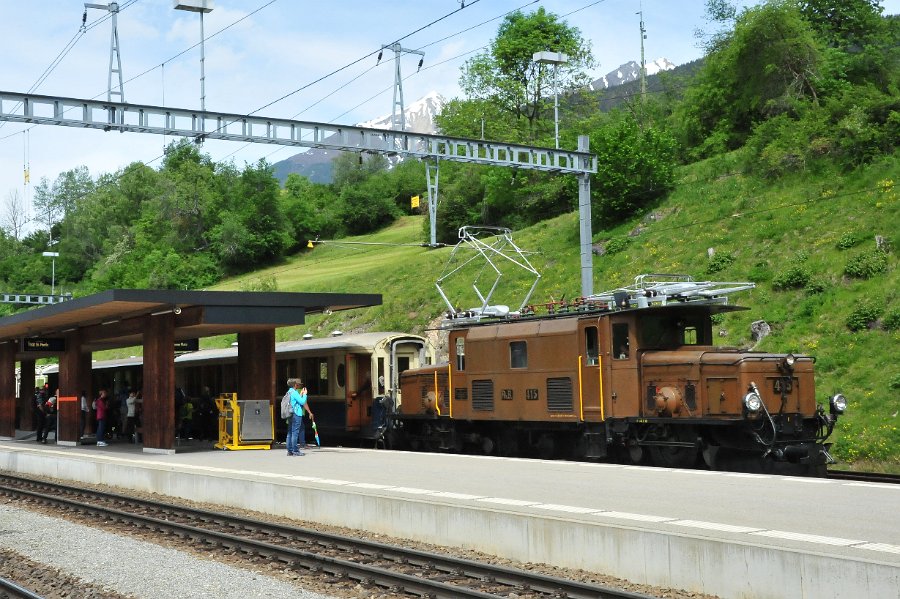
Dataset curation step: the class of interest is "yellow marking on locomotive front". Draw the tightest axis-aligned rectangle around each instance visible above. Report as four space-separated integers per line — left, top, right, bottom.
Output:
598 354 605 421
433 371 441 416
447 363 453 418
578 354 584 421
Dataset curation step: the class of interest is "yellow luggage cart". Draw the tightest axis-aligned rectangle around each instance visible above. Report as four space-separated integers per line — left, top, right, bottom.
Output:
215 393 274 450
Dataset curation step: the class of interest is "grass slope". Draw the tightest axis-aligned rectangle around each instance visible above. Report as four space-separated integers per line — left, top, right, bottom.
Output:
213 151 898 466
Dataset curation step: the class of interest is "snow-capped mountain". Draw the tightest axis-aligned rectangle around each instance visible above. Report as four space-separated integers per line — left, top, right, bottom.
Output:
590 58 675 90
272 91 445 184
356 91 445 134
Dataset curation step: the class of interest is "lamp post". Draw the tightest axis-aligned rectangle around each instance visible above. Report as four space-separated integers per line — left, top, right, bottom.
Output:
174 1 214 112
533 51 569 149
42 251 59 296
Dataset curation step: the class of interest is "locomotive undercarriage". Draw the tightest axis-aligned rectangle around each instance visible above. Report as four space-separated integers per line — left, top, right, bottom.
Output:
391 412 833 476
615 414 834 476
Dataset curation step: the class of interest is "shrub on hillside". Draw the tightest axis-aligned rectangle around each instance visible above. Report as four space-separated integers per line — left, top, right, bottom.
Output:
883 307 900 332
603 237 629 255
844 249 888 279
804 277 829 295
772 264 811 290
706 252 735 274
845 300 884 331
836 231 864 250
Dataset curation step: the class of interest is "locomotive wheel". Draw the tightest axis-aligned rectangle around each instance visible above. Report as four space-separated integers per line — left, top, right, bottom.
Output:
649 426 700 469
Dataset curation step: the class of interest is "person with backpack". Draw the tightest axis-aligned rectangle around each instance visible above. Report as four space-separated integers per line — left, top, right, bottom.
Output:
285 378 313 457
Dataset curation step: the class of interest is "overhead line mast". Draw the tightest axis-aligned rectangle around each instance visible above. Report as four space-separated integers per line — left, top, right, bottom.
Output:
84 2 125 103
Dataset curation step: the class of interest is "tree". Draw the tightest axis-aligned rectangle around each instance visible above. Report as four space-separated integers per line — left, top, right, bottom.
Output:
1 190 27 241
459 8 594 140
589 113 677 224
674 1 825 157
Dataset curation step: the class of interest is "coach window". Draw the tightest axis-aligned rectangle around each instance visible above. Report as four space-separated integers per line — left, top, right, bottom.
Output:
585 326 599 365
612 323 630 360
510 341 527 368
455 337 465 371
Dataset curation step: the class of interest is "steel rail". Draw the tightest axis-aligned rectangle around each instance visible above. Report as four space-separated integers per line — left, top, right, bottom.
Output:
0 475 653 599
0 577 44 599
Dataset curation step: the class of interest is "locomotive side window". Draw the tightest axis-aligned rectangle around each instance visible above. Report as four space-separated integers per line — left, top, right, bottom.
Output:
585 326 599 365
683 327 698 345
455 337 465 371
510 341 527 369
612 323 630 359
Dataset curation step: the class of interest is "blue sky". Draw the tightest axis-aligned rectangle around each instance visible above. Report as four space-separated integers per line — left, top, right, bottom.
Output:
1 0 898 233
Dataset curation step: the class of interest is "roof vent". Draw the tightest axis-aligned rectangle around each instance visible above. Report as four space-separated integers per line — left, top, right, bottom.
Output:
331 330 343 337
302 333 313 340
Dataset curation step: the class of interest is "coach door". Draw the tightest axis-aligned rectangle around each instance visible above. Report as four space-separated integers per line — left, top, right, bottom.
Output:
344 354 373 432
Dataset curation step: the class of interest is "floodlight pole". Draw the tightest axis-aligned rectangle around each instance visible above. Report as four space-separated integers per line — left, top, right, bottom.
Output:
174 1 214 113
533 52 569 149
42 251 59 296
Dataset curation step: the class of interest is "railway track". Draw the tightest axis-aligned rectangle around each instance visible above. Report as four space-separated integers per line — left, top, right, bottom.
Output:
826 470 900 484
0 576 42 599
0 474 653 599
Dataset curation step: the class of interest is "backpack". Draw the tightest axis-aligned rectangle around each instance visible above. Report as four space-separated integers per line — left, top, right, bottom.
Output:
280 390 292 419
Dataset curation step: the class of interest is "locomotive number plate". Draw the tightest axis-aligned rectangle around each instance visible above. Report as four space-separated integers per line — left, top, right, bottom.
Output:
526 388 539 400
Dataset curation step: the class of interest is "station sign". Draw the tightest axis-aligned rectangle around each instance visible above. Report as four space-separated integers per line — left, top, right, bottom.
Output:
175 339 199 352
20 337 66 353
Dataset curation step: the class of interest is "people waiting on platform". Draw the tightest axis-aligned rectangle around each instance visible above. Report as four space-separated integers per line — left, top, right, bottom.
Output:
80 390 90 438
32 387 46 443
94 389 109 447
40 390 59 444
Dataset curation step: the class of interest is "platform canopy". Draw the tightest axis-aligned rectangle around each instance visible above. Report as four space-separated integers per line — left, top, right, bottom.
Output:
0 289 381 358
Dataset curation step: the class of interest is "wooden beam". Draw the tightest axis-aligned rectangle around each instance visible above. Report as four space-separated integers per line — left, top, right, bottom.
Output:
143 313 175 451
0 343 15 438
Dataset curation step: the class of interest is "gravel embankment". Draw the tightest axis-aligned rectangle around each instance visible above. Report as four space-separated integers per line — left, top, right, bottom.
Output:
0 502 334 599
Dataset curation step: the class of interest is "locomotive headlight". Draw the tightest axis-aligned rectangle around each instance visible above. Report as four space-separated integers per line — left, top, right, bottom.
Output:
743 391 762 413
830 393 847 415
785 353 796 367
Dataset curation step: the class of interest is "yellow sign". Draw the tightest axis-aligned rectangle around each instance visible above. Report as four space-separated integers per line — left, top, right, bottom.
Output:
411 195 420 208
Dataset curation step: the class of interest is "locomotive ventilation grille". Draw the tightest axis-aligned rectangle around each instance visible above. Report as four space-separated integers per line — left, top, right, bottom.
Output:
471 379 495 411
546 377 574 412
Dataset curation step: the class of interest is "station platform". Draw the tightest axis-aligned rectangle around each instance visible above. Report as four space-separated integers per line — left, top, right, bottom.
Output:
0 435 897 599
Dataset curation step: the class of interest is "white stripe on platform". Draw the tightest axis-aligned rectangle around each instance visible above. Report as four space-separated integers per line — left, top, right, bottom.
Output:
533 504 600 514
724 473 770 479
477 497 539 506
314 478 354 486
391 487 435 495
670 520 764 534
752 530 864 546
854 543 900 554
846 482 900 490
595 511 675 523
431 492 485 500
349 482 394 490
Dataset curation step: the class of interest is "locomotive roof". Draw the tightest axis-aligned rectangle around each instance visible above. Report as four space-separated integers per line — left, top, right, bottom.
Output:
441 275 754 330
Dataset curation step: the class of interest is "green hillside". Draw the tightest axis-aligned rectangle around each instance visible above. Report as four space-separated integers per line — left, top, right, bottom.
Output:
213 150 899 468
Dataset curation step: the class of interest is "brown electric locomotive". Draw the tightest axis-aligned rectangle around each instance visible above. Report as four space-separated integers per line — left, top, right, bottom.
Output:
394 274 846 475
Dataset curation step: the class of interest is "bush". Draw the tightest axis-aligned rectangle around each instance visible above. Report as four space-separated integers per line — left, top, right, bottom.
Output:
706 252 735 274
804 277 829 295
836 231 863 250
844 249 888 279
883 307 900 332
890 374 900 390
846 300 884 331
603 237 629 255
773 264 811 290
